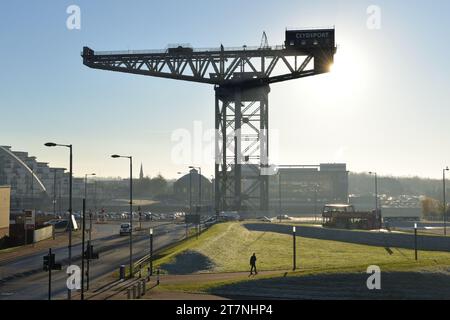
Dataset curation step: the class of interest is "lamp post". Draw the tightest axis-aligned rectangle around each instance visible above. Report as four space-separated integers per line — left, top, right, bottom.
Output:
53 169 57 219
292 226 297 271
443 167 449 236
211 175 214 212
178 171 191 238
189 166 201 238
414 223 418 261
149 228 153 276
112 154 133 278
278 170 282 223
84 173 96 202
368 172 378 214
84 173 95 291
81 199 86 300
45 142 73 300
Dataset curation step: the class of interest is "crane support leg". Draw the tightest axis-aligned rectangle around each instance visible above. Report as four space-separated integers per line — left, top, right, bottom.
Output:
215 85 270 217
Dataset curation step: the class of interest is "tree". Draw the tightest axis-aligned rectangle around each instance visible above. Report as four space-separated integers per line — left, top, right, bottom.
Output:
421 196 442 220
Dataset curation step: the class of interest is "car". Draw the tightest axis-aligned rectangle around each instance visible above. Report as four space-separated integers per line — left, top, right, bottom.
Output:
120 223 132 236
276 214 291 221
44 219 61 226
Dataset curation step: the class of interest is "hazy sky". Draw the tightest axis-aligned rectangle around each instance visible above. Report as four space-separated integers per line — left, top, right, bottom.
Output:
1 0 450 179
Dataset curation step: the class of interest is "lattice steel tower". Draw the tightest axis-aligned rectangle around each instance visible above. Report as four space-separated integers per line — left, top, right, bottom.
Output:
82 29 336 215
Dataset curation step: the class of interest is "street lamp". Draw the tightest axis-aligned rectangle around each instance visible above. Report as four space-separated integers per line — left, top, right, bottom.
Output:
414 223 418 261
45 142 73 300
189 166 201 238
84 173 96 201
84 173 95 291
368 172 378 214
443 167 449 236
111 154 133 278
292 226 297 271
178 171 191 239
149 228 154 276
278 170 282 223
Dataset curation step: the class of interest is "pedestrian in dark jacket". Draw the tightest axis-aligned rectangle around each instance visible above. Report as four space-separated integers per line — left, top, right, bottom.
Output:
249 253 257 275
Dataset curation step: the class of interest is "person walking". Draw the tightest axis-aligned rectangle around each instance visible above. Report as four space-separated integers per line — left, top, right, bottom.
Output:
249 253 257 275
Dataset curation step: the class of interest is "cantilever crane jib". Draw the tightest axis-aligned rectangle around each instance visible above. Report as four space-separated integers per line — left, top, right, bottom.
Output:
82 28 336 214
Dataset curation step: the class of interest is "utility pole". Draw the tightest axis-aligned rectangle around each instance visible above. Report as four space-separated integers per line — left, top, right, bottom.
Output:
53 169 57 219
111 155 133 277
292 226 297 270
414 223 418 261
149 228 153 276
278 170 282 223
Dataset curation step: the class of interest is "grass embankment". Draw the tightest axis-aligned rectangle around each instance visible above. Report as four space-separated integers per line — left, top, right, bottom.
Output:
150 222 450 292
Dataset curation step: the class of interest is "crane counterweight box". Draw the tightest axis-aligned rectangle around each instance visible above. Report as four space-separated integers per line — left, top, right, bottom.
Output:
285 29 335 49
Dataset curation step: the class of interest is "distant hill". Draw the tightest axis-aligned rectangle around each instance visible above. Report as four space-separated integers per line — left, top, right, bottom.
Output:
349 173 443 199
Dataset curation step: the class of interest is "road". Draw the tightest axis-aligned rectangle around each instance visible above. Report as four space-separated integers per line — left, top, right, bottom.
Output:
0 221 187 300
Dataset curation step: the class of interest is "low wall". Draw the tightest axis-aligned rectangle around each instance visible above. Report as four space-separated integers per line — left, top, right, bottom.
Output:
244 223 450 252
33 225 53 243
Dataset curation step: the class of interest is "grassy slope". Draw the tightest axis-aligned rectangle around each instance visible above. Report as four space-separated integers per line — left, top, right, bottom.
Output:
152 222 450 292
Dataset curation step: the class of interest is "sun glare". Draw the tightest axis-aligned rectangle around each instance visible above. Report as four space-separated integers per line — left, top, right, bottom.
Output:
322 46 368 99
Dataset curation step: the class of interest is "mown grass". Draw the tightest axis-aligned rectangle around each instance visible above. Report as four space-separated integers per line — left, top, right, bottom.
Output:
146 222 450 293
154 222 450 273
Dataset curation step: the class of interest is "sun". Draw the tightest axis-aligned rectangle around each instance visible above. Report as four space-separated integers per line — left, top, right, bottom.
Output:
324 45 368 99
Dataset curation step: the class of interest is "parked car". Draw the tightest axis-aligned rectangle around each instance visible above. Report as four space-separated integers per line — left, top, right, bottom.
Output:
44 219 61 226
120 223 132 236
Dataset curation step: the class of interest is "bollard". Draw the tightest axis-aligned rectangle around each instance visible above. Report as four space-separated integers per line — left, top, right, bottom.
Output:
139 264 142 278
132 285 136 299
119 265 126 280
157 268 160 285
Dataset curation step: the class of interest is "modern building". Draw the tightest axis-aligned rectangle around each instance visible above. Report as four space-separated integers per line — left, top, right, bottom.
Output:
269 163 349 215
0 186 11 238
0 146 85 211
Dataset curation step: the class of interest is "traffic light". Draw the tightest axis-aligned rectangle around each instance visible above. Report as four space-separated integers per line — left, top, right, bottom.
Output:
43 253 62 271
43 254 51 271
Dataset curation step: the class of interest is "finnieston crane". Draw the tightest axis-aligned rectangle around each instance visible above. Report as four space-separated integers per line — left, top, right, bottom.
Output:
82 28 336 216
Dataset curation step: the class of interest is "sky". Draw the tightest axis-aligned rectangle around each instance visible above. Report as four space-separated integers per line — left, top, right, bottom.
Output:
1 0 450 179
